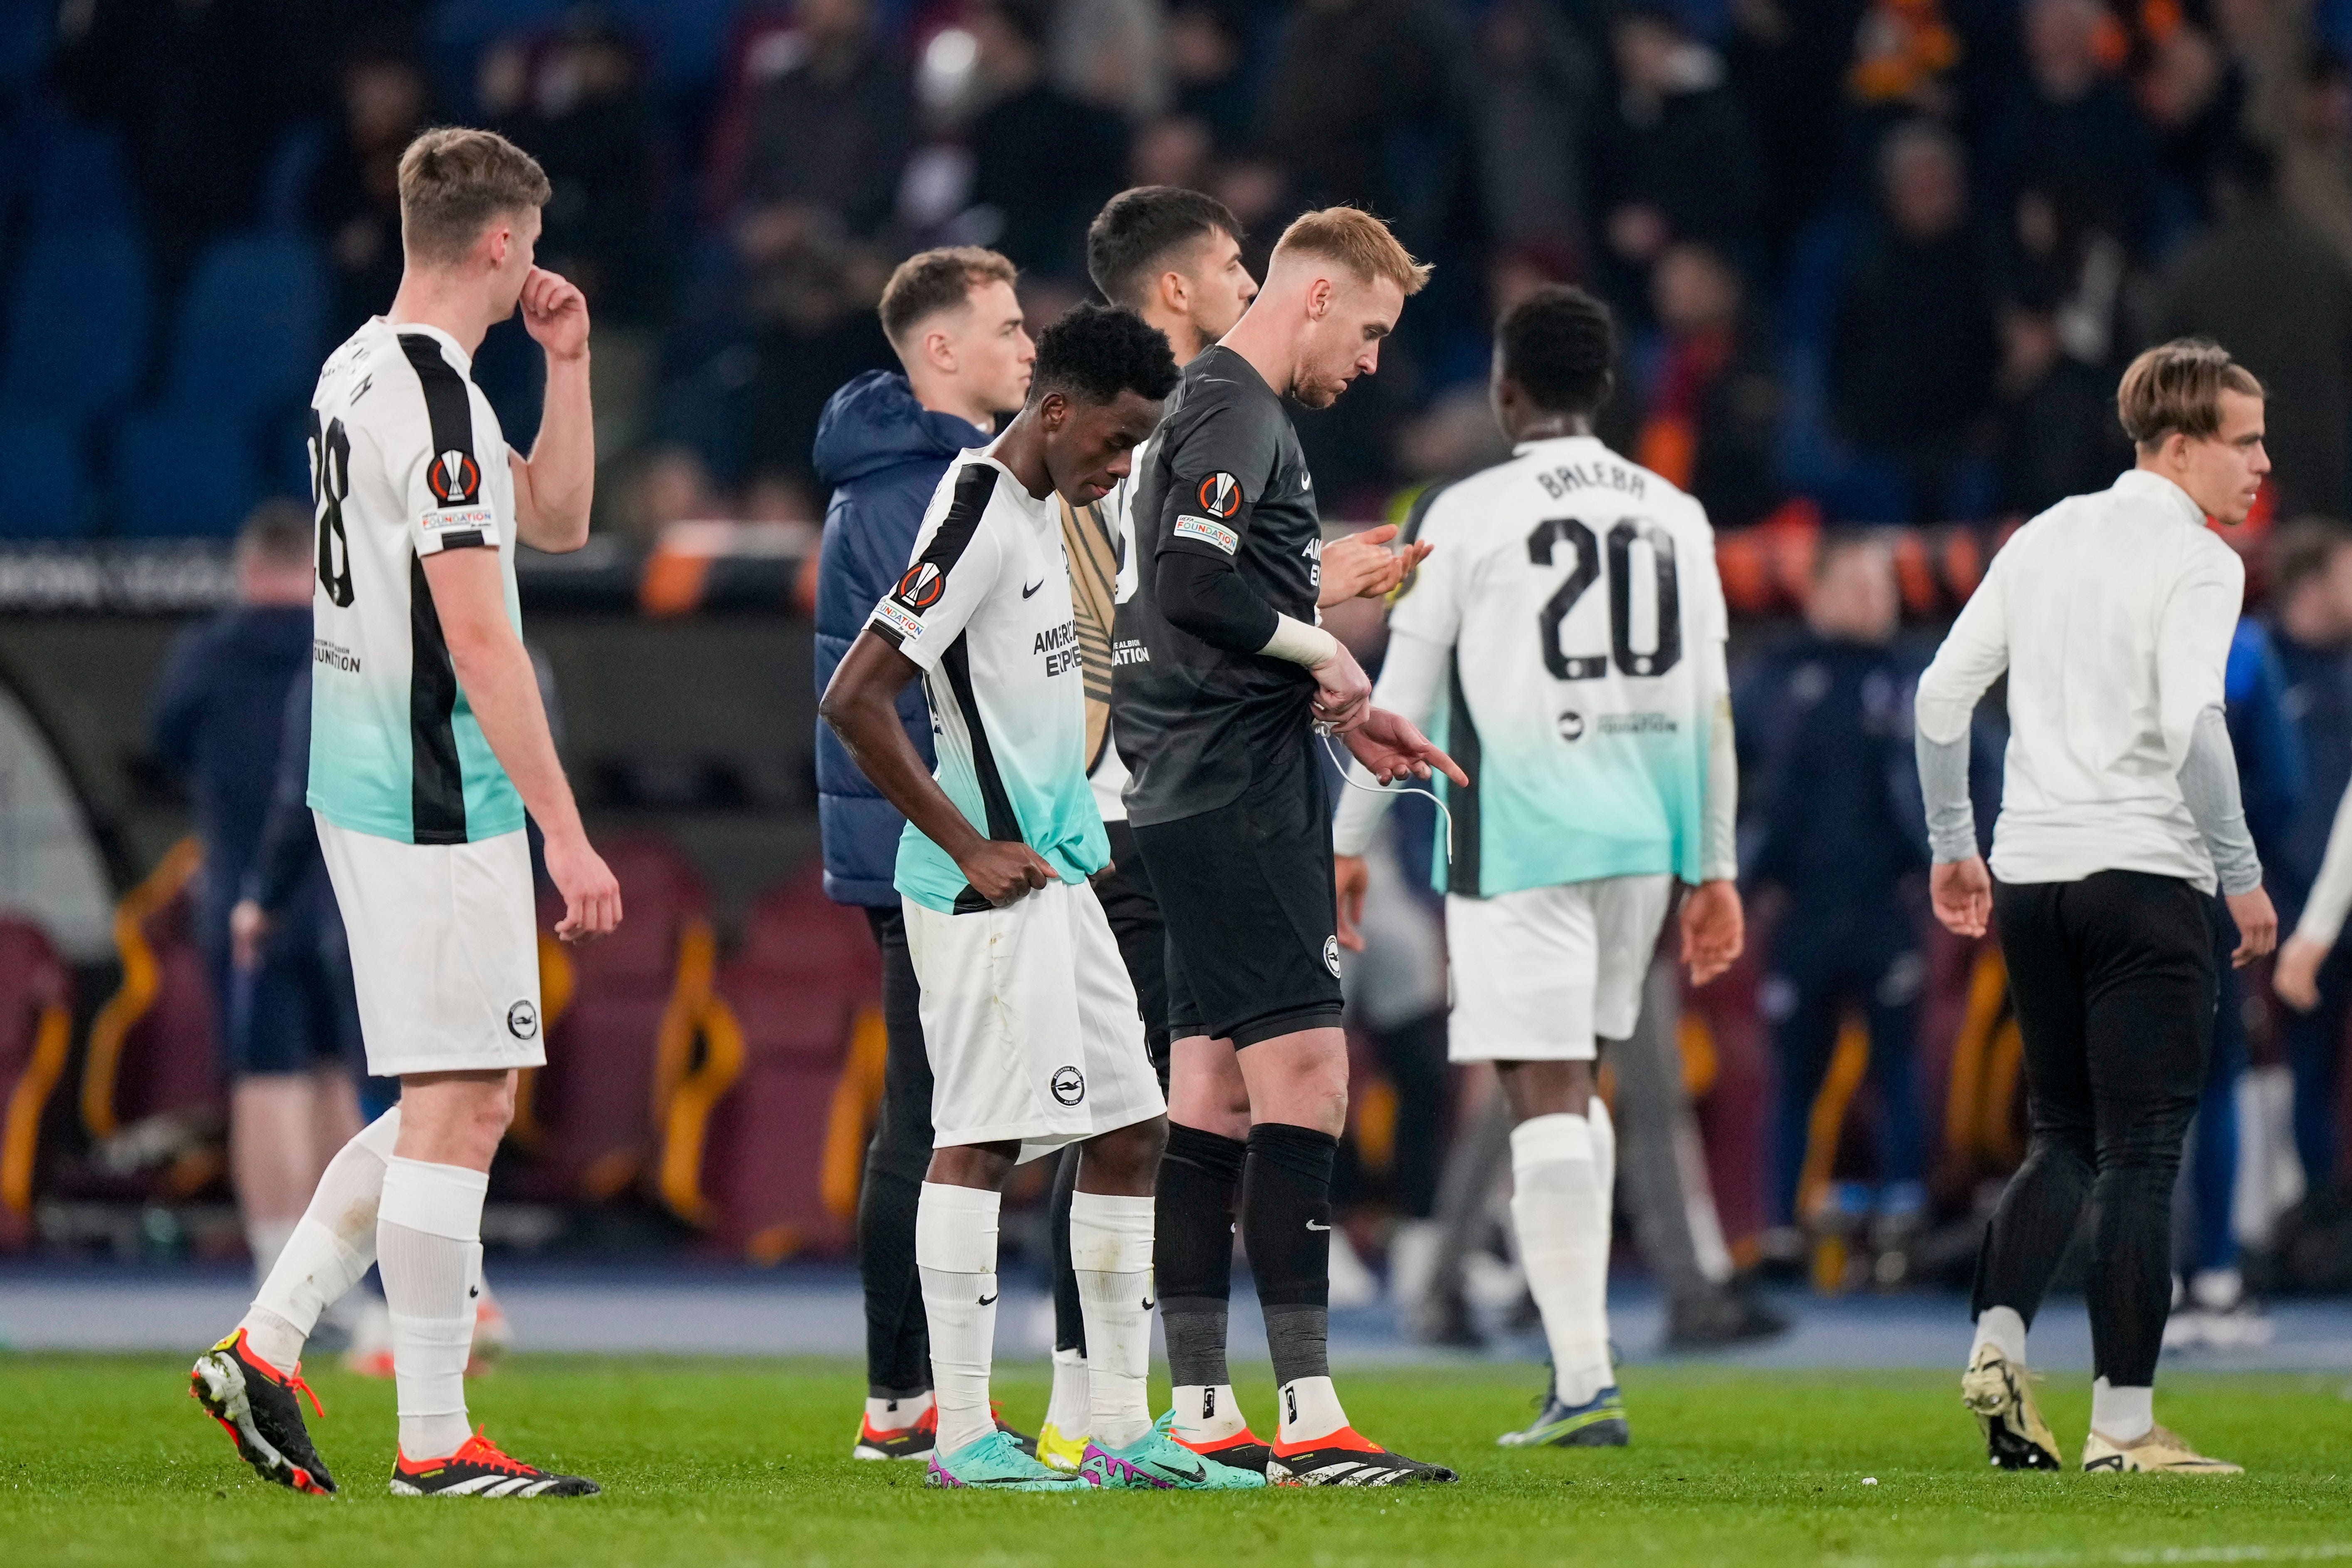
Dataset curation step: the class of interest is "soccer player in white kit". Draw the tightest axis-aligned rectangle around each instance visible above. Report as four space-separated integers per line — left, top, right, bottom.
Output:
190 127 620 1498
823 304 1258 1492
1331 285 1743 1446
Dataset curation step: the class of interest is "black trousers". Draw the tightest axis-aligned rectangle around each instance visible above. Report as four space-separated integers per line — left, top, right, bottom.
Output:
859 905 935 1397
1974 871 2216 1389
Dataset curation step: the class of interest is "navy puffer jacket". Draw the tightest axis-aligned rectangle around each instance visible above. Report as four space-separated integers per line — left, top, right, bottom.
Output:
811 371 987 906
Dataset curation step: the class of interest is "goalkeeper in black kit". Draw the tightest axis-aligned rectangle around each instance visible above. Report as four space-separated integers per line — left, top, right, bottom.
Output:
1115 205 1465 1486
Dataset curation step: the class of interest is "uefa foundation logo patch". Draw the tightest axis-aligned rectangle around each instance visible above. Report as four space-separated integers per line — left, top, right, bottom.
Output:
1323 935 1342 977
507 999 539 1040
427 448 481 505
1051 1065 1086 1105
1196 472 1242 519
894 561 944 611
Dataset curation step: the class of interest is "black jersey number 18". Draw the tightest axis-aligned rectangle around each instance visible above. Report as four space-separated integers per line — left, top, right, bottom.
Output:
309 411 354 608
1526 516 1681 680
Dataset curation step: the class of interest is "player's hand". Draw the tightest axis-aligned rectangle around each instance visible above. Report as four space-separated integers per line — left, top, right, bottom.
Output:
1334 853 1370 952
2226 884 2278 969
1316 524 1432 608
1679 878 1744 986
230 898 270 971
545 830 623 943
2275 931 2327 1010
1929 855 1992 938
519 266 590 362
1343 707 1469 787
1311 639 1373 732
957 839 1057 908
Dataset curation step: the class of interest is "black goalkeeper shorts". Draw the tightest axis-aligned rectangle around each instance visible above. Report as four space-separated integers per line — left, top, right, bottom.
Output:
1131 741 1345 1049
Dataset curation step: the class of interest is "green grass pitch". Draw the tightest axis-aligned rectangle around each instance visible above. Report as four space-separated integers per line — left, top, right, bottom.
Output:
5 1356 2350 1566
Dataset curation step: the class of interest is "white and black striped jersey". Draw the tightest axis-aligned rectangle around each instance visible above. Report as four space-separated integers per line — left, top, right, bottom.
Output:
868 438 1110 913
305 318 525 846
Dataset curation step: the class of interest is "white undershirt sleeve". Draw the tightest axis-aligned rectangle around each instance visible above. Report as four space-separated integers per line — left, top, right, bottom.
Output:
1331 628 1449 856
1700 637 1737 883
2298 779 2352 948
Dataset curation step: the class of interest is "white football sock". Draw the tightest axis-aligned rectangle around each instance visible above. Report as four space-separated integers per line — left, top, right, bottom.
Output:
1587 1097 1617 1229
1509 1113 1613 1406
1169 1383 1248 1444
1275 1374 1348 1446
1044 1348 1089 1439
1972 1305 2028 1368
2091 1378 2153 1444
242 1106 401 1371
378 1155 487 1460
245 1218 298 1291
864 1390 934 1432
916 1182 1002 1458
1070 1190 1154 1449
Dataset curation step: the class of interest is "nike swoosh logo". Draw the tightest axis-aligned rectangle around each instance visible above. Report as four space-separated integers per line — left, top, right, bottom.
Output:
1141 1298 1156 1311
1305 1220 1331 1232
977 1292 998 1305
1022 579 1044 598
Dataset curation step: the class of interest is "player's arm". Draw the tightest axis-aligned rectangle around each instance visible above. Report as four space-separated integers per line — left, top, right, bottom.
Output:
819 631 1054 907
1914 549 2013 938
420 545 619 941
1156 407 1373 728
1331 626 1452 948
2280 777 2352 1008
507 267 594 554
1681 632 1743 984
2160 549 2272 965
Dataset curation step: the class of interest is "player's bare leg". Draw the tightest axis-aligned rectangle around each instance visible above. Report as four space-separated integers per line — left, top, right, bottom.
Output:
1239 1027 1457 1485
1493 1059 1627 1447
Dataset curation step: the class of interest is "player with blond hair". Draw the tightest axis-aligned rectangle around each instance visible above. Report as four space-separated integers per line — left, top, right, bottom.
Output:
1115 206 1463 1486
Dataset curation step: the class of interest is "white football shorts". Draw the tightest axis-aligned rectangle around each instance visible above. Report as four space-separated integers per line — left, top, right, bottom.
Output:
1444 873 1675 1062
316 816 546 1078
903 877 1165 1160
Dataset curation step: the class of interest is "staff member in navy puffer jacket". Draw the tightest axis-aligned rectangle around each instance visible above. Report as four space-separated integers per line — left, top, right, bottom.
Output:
811 246 1034 1461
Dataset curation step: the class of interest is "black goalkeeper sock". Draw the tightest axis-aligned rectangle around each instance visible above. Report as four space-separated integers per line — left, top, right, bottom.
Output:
1157 1122 1247 1390
1049 1143 1086 1357
1242 1121 1340 1388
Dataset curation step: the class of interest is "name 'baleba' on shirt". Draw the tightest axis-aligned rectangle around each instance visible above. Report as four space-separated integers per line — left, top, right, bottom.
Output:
867 439 1109 914
1385 436 1729 894
305 317 527 846
1113 345 1325 827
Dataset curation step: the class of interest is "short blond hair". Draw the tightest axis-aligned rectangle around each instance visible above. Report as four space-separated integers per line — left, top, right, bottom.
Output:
398 127 551 265
2117 339 2264 448
1272 207 1432 295
878 247 1019 345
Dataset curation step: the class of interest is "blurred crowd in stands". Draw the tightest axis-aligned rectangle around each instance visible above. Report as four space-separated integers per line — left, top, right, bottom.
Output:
12 0 2352 537
10 0 2352 1327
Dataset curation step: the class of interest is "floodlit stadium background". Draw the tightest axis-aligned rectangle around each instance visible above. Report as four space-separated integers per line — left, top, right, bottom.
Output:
2 0 2352 1364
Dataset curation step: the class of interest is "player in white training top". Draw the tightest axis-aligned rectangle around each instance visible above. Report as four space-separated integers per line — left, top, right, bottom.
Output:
1331 285 1743 1448
191 127 619 1501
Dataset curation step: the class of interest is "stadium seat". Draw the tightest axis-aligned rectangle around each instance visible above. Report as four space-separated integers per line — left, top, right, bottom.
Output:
71 839 225 1204
692 867 880 1260
112 411 257 537
0 917 74 1252
162 235 326 423
0 419 92 537
0 228 150 425
517 834 714 1204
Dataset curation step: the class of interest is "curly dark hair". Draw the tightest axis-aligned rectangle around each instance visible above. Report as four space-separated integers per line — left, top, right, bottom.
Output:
1031 302 1181 407
1497 284 1615 418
